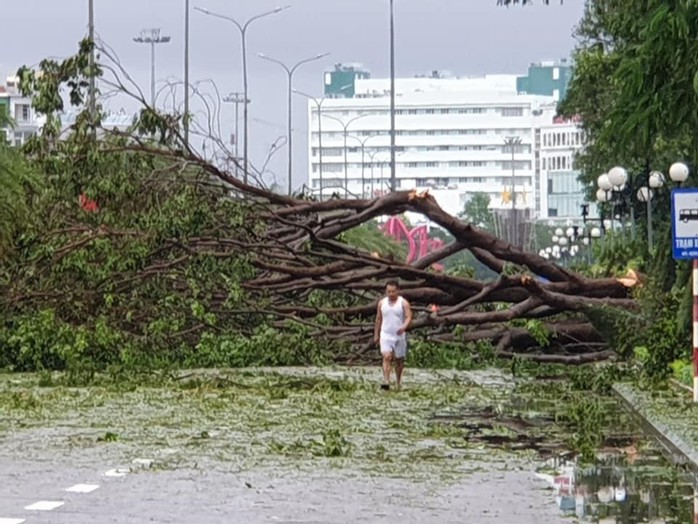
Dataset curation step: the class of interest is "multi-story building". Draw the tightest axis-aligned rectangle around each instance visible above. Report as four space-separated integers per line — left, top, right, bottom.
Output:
539 116 587 221
306 60 583 221
0 76 41 146
517 59 572 102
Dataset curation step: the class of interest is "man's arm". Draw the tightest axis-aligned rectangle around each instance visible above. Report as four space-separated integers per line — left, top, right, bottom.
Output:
397 299 413 335
374 300 383 343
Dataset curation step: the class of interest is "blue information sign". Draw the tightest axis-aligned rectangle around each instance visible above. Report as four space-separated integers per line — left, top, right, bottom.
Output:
672 188 698 260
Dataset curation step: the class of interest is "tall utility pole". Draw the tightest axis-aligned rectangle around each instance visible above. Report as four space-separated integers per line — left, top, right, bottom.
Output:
184 0 190 145
88 0 96 118
504 136 522 246
133 28 171 107
258 52 329 196
195 6 289 185
223 92 250 179
389 0 397 192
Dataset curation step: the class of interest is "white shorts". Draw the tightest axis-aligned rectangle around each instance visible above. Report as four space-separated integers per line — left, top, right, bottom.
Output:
380 337 407 359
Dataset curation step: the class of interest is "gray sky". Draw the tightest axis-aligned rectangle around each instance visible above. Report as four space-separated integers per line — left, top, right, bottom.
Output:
1 0 585 192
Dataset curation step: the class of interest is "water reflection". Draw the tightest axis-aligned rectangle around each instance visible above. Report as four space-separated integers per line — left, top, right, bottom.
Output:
536 448 696 522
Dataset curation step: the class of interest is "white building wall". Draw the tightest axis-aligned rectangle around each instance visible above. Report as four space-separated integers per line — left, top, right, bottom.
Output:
307 80 558 214
538 119 586 220
1 76 40 147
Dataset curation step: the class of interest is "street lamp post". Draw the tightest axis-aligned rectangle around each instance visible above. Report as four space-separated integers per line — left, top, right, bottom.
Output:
258 52 330 196
293 90 326 198
184 0 190 145
88 0 96 118
636 171 666 251
195 5 290 184
596 164 689 251
504 136 522 246
223 92 251 178
133 28 172 108
389 0 397 192
368 150 380 198
545 223 603 266
347 134 383 198
321 113 370 198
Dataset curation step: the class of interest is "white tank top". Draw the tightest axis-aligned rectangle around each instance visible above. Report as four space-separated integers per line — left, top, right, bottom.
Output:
380 296 405 341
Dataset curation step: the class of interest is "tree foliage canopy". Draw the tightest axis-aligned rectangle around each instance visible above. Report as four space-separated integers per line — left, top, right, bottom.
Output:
557 0 698 378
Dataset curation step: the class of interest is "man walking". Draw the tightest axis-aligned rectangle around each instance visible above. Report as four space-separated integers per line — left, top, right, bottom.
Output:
374 280 412 391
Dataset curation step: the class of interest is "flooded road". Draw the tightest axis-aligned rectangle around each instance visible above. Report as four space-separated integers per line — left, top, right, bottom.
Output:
0 367 695 523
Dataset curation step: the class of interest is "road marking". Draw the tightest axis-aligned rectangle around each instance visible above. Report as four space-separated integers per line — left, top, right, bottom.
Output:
66 483 100 493
24 501 64 511
104 468 129 477
0 518 26 524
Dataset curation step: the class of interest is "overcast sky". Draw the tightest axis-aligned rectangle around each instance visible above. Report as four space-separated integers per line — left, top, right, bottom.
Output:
1 0 585 192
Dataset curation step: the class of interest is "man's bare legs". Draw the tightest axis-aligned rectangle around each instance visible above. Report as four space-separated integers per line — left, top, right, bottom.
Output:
395 358 405 390
382 352 393 388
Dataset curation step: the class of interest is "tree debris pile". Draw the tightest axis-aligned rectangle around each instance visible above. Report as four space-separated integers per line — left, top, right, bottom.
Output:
0 43 637 371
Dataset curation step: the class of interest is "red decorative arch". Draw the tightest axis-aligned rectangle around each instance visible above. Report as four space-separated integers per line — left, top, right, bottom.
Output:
382 217 445 270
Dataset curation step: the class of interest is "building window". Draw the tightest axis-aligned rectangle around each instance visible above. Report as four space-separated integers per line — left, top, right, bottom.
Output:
440 109 450 115
317 147 343 157
408 109 417 115
501 161 530 170
502 144 526 154
501 107 524 117
15 104 30 122
426 109 435 114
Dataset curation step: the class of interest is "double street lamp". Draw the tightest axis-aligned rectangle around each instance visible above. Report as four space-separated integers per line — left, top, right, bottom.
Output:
320 113 371 198
293 84 353 200
195 5 290 184
258 52 329 196
389 0 397 192
347 134 384 199
595 162 690 250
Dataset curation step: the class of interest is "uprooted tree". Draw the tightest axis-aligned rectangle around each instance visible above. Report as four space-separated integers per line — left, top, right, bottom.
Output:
0 41 640 372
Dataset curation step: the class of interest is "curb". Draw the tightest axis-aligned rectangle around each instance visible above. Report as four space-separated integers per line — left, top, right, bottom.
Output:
612 383 698 473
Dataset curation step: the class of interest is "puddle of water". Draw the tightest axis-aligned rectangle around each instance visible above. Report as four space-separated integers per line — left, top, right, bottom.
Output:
537 437 697 522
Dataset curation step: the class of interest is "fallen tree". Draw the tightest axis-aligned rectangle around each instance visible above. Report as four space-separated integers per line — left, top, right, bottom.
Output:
0 42 639 370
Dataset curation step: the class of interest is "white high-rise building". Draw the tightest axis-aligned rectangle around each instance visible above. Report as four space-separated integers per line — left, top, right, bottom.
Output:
305 62 587 221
